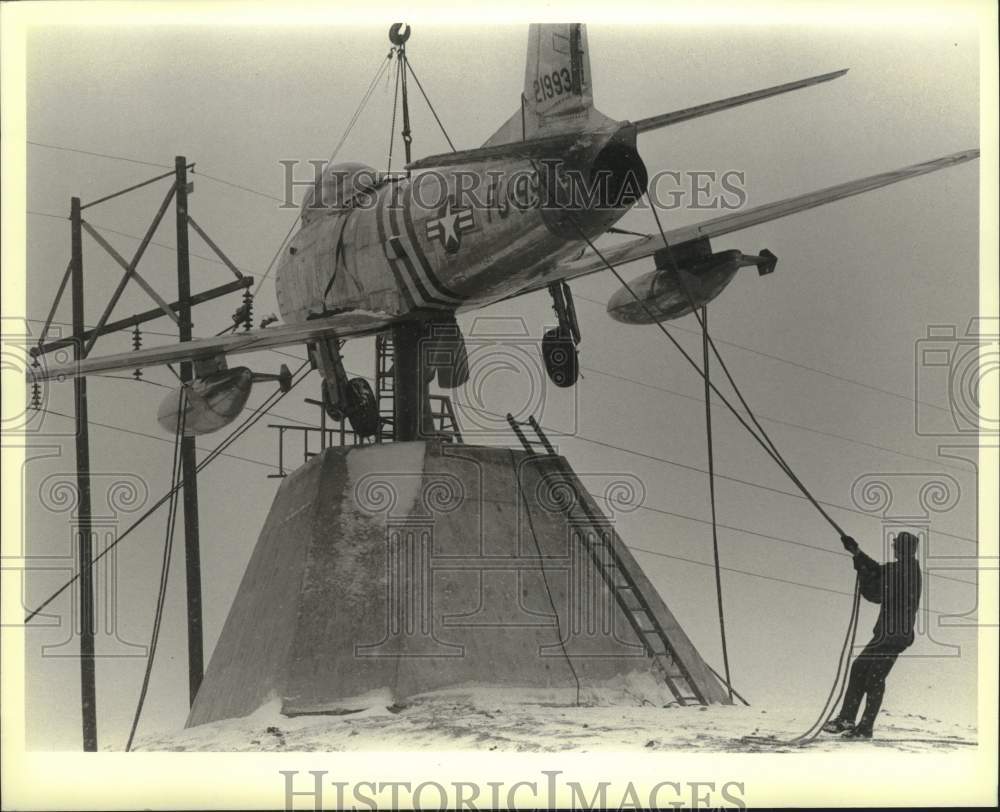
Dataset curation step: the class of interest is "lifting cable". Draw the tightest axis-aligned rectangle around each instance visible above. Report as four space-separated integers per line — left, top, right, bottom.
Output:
653 200 843 533
23 360 312 626
697 305 733 703
252 52 393 298
125 388 187 751
647 204 863 742
387 56 402 173
565 211 844 535
404 58 457 153
564 202 860 741
387 49 457 170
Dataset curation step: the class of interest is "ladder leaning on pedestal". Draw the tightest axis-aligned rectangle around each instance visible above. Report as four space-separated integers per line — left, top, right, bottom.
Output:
506 413 709 706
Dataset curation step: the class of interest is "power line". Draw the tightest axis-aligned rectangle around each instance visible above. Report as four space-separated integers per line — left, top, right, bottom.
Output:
580 195 947 734
450 398 976 545
628 545 972 620
632 545 858 598
28 210 253 275
27 311 976 546
30 53 394 299
570 210 851 540
250 52 395 297
85 370 320 429
579 363 969 475
574 292 952 416
252 218 298 299
589 492 976 588
24 362 312 625
35 402 977 589
32 372 981 627
23 316 306 364
42 410 279 470
27 140 170 170
190 169 285 203
27 140 956 421
23 285 966 478
567 429 976 545
27 141 284 204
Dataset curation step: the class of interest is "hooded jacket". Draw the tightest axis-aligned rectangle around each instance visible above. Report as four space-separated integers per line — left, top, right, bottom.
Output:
853 549 922 648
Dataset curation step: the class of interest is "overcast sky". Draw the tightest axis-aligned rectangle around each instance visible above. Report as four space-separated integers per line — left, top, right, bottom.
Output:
19 16 982 748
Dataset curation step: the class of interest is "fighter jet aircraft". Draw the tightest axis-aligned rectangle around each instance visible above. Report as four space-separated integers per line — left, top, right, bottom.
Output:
31 23 979 439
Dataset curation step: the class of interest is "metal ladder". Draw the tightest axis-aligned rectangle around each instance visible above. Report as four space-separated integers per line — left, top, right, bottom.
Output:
377 331 463 443
506 413 556 455
508 413 705 706
577 521 704 706
374 333 396 443
434 396 464 443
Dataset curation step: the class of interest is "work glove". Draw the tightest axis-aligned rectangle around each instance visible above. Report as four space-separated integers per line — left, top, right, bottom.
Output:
841 535 859 555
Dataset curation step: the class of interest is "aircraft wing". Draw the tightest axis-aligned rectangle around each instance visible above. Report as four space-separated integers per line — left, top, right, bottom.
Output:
553 148 980 281
29 309 398 383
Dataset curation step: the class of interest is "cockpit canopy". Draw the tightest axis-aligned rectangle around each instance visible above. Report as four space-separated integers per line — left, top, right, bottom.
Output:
300 162 379 225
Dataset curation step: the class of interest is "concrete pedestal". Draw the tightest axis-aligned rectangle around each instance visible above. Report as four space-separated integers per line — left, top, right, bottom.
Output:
187 441 728 727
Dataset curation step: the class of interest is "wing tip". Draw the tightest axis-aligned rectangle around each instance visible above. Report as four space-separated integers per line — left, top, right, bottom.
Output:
942 148 980 165
815 68 849 82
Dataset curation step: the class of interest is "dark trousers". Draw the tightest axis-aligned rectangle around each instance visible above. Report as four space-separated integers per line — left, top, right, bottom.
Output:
839 637 906 731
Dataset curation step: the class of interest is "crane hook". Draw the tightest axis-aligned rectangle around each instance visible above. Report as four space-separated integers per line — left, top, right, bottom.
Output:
389 23 411 46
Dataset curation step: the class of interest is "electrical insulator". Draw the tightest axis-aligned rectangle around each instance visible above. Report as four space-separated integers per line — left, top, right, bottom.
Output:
132 323 143 380
30 358 42 409
242 289 254 332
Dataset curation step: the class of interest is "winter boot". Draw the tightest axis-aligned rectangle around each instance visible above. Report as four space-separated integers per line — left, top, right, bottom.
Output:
822 718 855 734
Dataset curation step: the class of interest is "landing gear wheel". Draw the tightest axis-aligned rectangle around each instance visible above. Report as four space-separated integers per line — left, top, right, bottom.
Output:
344 377 381 438
542 326 579 388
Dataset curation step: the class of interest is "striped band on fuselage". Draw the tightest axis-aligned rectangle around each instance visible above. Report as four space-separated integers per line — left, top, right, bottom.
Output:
386 190 454 308
400 184 463 304
375 184 417 311
378 181 458 311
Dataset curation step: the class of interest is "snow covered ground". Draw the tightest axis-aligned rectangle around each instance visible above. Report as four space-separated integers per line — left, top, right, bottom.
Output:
134 687 976 753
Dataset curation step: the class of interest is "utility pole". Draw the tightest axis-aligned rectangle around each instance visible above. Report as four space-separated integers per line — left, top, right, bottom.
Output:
175 156 204 705
70 196 98 751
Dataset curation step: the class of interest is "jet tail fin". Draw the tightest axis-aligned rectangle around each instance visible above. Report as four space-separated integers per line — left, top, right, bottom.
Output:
483 23 615 148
